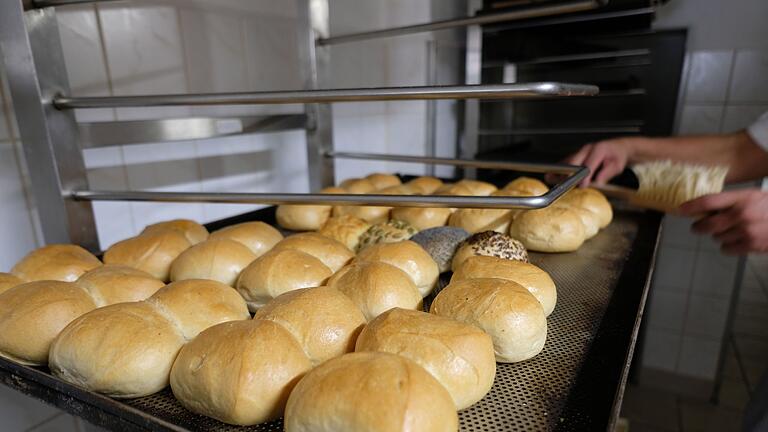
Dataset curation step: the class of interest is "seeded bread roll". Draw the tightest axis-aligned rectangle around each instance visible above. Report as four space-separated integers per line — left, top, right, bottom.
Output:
169 239 257 287
509 206 586 253
276 187 346 231
410 227 471 273
253 286 365 365
556 187 613 228
76 265 165 306
406 176 444 194
431 278 547 363
339 177 376 194
170 319 311 425
284 352 458 432
456 179 498 196
208 221 283 257
503 177 549 196
355 240 439 297
273 232 353 273
141 219 209 245
365 173 402 190
357 219 418 252
452 256 557 316
451 231 528 272
11 244 101 283
327 262 423 321
356 308 495 410
104 230 192 281
0 273 23 295
317 215 371 251
236 249 332 311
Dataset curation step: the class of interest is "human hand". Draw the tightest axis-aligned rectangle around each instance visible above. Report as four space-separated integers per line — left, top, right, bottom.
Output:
678 189 768 255
564 138 637 187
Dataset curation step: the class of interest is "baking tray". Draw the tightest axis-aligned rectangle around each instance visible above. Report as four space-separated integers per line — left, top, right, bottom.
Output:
0 204 661 432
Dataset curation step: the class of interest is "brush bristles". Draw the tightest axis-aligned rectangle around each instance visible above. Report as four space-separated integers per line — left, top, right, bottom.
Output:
632 160 729 209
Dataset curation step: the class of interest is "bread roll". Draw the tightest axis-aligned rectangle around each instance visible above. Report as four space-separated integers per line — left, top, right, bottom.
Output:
431 278 546 363
355 308 495 410
284 352 458 432
273 232 353 272
141 219 209 245
327 262 423 321
451 231 528 271
448 207 513 234
317 215 371 251
339 177 376 194
503 177 549 196
355 241 439 297
254 286 365 365
365 173 401 190
434 182 474 197
104 230 192 281
333 184 413 224
0 281 96 365
170 319 311 425
76 265 165 306
557 187 613 228
169 239 257 287
357 219 418 251
208 221 283 257
406 176 444 194
410 227 470 273
451 256 557 316
276 187 346 231
50 302 186 398
456 179 498 196
560 205 600 239
509 206 586 252
11 244 101 282
0 273 23 295
390 206 452 231
236 249 332 311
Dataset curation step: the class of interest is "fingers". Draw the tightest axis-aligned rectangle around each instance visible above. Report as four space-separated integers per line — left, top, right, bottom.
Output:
593 159 624 186
678 190 753 217
566 144 593 166
691 208 739 236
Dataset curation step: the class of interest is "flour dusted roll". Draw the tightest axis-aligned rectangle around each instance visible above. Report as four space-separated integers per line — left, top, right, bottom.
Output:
104 230 192 281
11 244 101 282
406 176 444 194
390 206 452 231
365 173 402 190
355 240 439 297
276 187 346 231
76 265 165 306
327 262 423 321
236 249 332 311
253 286 365 365
356 308 495 410
284 352 458 432
317 215 371 251
509 206 586 252
0 281 96 365
456 179 498 196
169 239 257 287
557 187 613 228
273 232 353 272
451 231 528 271
208 221 283 257
0 273 23 295
141 219 209 245
431 278 546 363
170 320 311 425
503 177 549 196
339 177 376 194
452 256 557 316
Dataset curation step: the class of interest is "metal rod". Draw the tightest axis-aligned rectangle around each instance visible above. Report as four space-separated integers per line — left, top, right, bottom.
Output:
317 0 602 46
478 126 643 136
483 6 654 33
53 83 599 109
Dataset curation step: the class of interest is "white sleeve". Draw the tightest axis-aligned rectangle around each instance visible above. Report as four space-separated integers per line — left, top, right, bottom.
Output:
747 111 768 151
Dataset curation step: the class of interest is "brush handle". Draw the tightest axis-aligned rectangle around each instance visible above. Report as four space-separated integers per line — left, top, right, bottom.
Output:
591 184 678 213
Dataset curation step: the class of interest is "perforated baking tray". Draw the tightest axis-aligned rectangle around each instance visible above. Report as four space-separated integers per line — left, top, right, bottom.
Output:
0 205 661 432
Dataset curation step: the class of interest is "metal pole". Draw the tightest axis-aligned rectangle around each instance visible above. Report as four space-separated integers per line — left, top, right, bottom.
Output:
425 39 438 177
0 2 99 250
461 0 484 179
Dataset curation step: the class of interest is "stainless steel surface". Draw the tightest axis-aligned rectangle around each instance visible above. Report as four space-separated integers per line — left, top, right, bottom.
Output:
513 48 650 66
317 0 602 46
479 125 643 135
425 40 438 177
0 3 99 250
53 83 600 109
78 115 308 148
28 0 123 8
460 0 484 179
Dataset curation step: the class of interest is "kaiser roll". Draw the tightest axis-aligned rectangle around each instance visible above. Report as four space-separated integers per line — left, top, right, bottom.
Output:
317 215 371 251
11 244 101 282
509 206 586 253
141 219 209 245
448 207 513 234
455 179 498 196
272 232 353 272
451 231 529 271
356 308 495 410
406 176 444 194
169 239 257 287
557 187 613 228
355 240 439 297
276 187 346 231
0 273 23 295
208 221 283 257
284 352 458 432
390 206 452 231
104 230 192 281
339 177 376 194
332 184 411 224
365 173 401 190
170 319 311 425
327 261 423 321
76 265 165 306
431 278 547 363
557 204 600 239
503 177 549 196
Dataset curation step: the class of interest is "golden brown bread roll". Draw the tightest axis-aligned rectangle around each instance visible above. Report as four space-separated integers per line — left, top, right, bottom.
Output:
208 221 283 257
0 273 23 295
503 177 549 196
76 265 165 307
141 219 209 245
11 244 101 282
355 308 495 410
434 182 474 197
327 262 423 321
0 281 96 365
451 231 529 271
169 239 257 287
448 207 513 234
456 179 498 196
339 177 376 194
355 240 439 297
284 352 458 432
556 187 613 228
272 232 353 273
317 215 371 251
236 249 332 311
104 230 192 281
406 176 444 194
276 187 346 231
390 206 452 231
253 286 365 365
332 184 412 224
558 204 600 239
509 206 586 252
365 173 402 190
451 256 557 316
170 319 311 425
431 278 546 363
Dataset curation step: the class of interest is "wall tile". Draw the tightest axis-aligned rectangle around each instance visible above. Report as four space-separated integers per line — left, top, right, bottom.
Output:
0 144 40 270
728 50 768 103
0 385 60 432
677 336 720 380
685 50 734 103
661 215 699 249
646 290 688 331
641 328 682 372
243 15 302 91
721 104 768 133
653 246 697 292
691 251 739 299
29 413 80 432
683 295 729 338
677 105 724 135
82 147 134 250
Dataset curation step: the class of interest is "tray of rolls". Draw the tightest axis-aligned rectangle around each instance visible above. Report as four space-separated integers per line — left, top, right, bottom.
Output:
0 173 661 431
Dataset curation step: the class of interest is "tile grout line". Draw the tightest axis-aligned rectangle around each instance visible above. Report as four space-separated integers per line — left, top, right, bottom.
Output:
23 412 63 432
728 334 754 396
